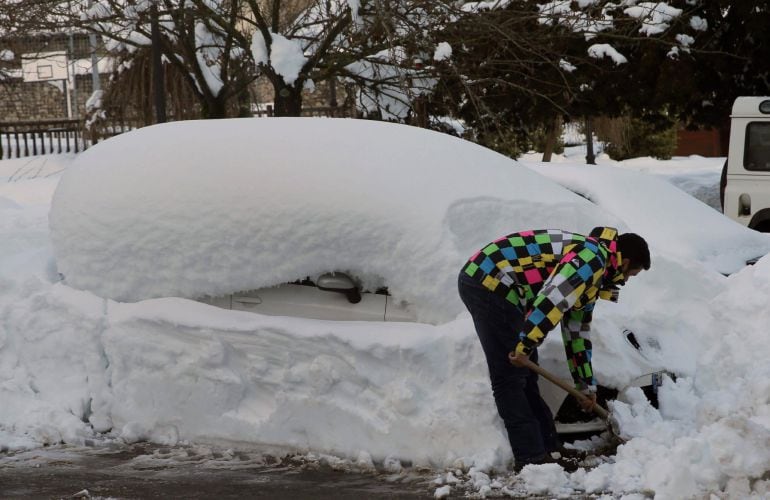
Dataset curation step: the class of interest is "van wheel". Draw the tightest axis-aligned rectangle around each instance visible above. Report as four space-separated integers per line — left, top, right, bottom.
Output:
751 221 770 233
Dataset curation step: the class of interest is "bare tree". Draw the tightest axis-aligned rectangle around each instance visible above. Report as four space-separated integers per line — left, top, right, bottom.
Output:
0 0 447 119
3 0 734 134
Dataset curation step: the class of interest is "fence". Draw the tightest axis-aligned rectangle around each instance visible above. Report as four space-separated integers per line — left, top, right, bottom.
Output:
0 119 87 160
1 107 353 160
253 105 354 118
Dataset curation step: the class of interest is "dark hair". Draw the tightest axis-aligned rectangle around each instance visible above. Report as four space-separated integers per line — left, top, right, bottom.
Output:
618 233 651 270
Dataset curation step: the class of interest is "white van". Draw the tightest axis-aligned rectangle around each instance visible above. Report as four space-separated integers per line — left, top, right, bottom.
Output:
721 97 770 231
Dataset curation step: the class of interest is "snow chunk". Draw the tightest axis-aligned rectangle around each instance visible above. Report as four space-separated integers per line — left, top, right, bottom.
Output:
518 463 570 495
559 59 576 72
587 44 627 64
676 33 695 47
434 485 451 498
690 15 708 31
433 42 452 62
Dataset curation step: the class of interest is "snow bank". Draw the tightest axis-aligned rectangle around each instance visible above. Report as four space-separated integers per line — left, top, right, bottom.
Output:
3 135 770 498
3 248 768 498
0 275 509 467
573 255 770 498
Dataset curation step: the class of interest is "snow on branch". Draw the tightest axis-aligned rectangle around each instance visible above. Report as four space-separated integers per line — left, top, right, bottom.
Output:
624 2 683 36
587 43 627 65
460 0 513 14
251 31 308 87
537 1 614 39
345 47 436 121
195 22 225 96
433 42 452 62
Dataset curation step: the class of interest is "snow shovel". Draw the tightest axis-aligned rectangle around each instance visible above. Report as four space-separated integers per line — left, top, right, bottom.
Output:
517 357 624 441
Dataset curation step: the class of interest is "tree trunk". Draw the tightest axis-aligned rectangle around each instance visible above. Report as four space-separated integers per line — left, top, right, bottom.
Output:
237 87 252 117
150 5 166 124
273 84 303 117
411 96 428 128
201 96 228 119
542 115 562 162
585 115 596 164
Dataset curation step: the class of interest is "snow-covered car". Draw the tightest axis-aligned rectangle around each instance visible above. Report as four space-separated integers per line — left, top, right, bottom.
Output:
48 118 767 436
50 118 611 322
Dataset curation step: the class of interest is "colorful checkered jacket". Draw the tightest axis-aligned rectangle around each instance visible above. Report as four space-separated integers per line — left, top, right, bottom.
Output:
462 227 626 391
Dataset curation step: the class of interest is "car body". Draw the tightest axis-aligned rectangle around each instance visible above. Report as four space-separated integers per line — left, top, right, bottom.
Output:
197 272 417 322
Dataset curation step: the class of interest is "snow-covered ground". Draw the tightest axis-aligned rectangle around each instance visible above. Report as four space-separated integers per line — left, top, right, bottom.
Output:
1 120 769 499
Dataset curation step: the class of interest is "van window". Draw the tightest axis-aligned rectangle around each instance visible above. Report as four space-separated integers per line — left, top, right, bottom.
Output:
744 122 770 171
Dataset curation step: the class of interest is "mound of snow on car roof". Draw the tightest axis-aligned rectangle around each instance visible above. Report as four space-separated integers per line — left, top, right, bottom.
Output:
49 118 611 322
527 162 770 275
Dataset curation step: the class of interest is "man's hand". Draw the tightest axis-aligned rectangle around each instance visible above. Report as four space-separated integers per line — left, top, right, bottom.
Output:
508 350 530 367
577 392 597 412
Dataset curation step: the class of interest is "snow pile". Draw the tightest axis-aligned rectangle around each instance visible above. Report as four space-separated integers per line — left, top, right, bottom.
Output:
2 125 770 498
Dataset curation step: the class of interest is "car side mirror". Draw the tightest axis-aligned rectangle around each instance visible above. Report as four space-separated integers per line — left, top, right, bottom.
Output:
317 272 362 304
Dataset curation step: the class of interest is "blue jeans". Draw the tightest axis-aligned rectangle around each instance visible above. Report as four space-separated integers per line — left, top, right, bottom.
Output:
457 272 559 463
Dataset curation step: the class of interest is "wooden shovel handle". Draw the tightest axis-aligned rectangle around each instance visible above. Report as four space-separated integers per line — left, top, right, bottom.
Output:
519 357 609 420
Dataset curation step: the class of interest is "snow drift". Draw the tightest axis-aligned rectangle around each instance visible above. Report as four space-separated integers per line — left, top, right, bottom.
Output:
3 125 770 498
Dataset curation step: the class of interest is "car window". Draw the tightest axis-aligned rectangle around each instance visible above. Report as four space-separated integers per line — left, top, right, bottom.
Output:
744 122 770 171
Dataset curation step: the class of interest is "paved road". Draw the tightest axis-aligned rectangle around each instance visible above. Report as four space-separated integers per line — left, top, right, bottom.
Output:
0 443 435 499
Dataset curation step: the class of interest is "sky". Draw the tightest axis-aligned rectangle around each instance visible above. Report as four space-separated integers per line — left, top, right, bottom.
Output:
1 119 770 499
